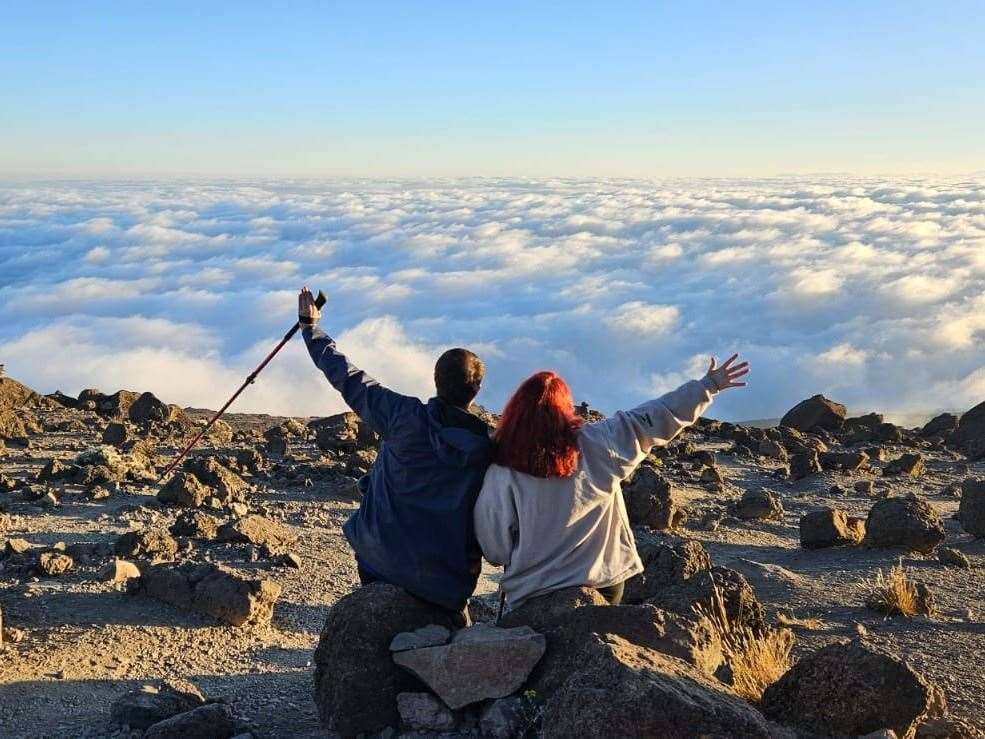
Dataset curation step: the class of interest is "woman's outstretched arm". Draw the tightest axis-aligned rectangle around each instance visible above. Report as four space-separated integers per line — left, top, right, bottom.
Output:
581 354 749 480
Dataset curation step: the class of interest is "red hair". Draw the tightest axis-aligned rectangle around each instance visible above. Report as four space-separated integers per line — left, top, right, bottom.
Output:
494 371 583 478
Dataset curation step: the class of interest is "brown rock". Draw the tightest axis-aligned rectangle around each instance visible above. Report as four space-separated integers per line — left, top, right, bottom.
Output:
158 472 210 508
958 477 985 537
885 453 926 477
761 639 946 739
733 489 784 521
37 551 74 576
217 515 296 555
543 635 773 739
621 466 684 530
864 498 946 554
780 394 847 433
115 530 179 561
800 508 865 549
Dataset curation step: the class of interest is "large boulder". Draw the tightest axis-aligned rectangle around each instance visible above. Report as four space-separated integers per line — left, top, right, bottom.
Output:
800 508 865 549
949 400 985 460
761 639 945 738
623 541 765 633
139 562 281 627
311 412 377 453
392 623 546 709
80 389 141 419
542 635 773 739
501 587 723 695
958 477 985 537
313 583 461 737
129 392 175 424
621 466 685 530
921 413 959 438
780 394 847 433
864 498 946 554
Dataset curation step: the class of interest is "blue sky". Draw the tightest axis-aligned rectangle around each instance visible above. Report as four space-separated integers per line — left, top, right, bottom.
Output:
3 2 984 176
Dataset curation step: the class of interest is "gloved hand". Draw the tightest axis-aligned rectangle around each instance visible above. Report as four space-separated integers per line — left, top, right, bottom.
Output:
298 286 321 326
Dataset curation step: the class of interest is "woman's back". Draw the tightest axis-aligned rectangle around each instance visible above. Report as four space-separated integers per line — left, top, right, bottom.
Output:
475 376 722 609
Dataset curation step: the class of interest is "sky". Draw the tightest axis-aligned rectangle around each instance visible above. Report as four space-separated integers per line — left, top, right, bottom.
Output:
1 176 984 423
2 2 985 177
1 6 983 423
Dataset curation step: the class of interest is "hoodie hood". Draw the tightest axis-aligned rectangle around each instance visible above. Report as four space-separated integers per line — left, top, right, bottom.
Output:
425 397 493 468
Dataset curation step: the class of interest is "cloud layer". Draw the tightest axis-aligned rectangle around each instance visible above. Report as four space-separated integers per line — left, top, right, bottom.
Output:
2 177 984 422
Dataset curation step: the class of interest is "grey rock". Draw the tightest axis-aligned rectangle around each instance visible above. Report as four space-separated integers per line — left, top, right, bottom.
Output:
864 498 946 554
396 692 457 732
621 465 684 530
110 682 206 730
958 477 985 537
144 702 238 739
780 394 847 433
800 508 865 549
389 624 451 652
392 623 546 709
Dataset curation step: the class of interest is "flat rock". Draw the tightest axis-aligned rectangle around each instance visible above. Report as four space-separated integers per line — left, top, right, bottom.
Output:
393 623 546 709
217 515 296 555
389 624 451 652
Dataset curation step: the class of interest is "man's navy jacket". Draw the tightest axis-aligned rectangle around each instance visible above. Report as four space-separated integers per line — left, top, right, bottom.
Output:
303 324 492 611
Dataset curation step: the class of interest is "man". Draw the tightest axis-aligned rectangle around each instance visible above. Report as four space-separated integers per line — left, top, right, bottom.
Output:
298 287 491 622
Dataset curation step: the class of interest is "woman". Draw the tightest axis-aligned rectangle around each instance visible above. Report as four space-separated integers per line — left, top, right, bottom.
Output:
473 354 749 610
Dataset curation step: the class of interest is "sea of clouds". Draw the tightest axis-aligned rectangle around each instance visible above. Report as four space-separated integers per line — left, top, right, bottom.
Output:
1 177 983 423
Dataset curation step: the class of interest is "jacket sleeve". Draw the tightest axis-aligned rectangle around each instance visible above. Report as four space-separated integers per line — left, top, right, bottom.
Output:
302 324 413 436
473 469 518 567
580 377 718 481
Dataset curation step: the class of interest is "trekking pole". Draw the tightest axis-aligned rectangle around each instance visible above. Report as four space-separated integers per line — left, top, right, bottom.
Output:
156 290 327 483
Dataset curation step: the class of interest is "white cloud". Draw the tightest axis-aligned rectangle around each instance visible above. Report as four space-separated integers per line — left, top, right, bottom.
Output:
1 176 984 422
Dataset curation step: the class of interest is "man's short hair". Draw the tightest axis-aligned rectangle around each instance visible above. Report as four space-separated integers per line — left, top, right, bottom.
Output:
434 348 484 408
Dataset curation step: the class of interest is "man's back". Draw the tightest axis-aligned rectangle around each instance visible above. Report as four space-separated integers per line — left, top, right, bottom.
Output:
303 323 492 611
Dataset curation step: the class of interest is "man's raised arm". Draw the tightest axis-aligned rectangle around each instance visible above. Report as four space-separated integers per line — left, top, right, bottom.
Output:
299 287 411 436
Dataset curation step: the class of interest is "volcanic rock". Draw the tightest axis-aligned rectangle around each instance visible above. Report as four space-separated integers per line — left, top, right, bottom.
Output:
217 515 296 555
758 439 788 461
115 530 179 561
922 413 960 438
393 623 545 709
389 624 451 652
623 540 711 603
542 634 773 739
733 489 784 521
37 551 74 576
170 510 220 540
140 562 281 627
958 477 985 537
821 450 870 472
100 558 142 584
311 411 377 453
144 702 239 739
500 587 723 694
182 457 247 501
800 508 865 549
102 421 131 447
621 466 684 530
780 394 847 433
158 472 210 508
761 639 946 738
111 682 206 730
789 451 822 480
949 400 985 460
884 453 926 477
864 498 946 554
396 692 457 732
313 583 461 736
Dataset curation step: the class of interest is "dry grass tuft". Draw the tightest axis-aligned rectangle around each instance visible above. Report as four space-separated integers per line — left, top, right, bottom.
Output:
776 612 827 631
865 559 932 618
695 584 794 702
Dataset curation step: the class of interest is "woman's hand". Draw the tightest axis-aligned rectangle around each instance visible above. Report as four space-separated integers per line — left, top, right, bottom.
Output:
298 286 321 326
705 353 749 391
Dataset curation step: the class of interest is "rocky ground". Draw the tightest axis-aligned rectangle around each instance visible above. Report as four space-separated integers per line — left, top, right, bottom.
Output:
0 377 983 738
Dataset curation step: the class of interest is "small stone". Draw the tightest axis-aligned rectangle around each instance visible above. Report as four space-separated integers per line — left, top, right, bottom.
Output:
937 547 971 569
789 451 822 480
699 466 725 485
110 682 206 730
884 453 926 477
396 692 457 732
854 480 875 496
389 624 452 652
733 489 783 521
800 508 865 549
37 551 74 576
144 702 237 739
100 558 142 584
